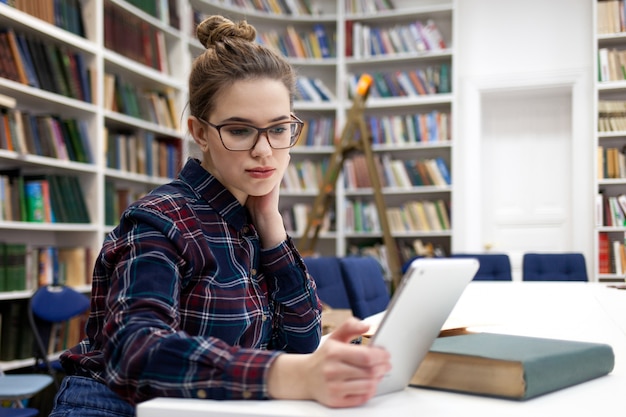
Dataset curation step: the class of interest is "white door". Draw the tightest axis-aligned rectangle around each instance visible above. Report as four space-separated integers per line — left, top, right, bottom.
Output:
480 88 572 279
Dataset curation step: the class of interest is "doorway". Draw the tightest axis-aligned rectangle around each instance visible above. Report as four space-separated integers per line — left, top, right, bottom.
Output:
480 88 572 279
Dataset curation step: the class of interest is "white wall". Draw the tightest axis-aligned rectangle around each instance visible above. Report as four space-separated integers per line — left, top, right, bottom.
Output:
454 0 595 272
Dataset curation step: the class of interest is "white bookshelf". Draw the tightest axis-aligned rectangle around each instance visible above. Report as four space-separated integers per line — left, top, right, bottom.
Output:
594 0 626 282
0 0 188 370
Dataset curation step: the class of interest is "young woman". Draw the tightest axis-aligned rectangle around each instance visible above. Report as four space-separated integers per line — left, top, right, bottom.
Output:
49 15 391 417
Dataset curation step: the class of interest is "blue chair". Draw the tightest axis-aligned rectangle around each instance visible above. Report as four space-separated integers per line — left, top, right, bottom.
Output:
339 256 390 319
0 367 52 416
450 253 513 281
522 253 588 281
303 256 352 310
28 285 91 387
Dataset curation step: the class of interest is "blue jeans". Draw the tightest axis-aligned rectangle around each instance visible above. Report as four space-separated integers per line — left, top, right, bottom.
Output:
49 376 135 417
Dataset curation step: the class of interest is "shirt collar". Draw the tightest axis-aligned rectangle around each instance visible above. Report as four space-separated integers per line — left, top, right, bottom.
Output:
178 158 248 231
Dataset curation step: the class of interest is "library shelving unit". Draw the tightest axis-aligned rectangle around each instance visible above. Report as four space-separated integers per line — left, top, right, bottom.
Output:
0 0 188 370
188 0 457 274
594 0 626 282
342 0 455 268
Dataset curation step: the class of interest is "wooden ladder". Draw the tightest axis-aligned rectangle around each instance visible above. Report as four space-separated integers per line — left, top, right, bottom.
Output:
297 74 402 290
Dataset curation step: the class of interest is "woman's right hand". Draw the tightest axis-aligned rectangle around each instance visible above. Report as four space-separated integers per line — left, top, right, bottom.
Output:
267 318 391 408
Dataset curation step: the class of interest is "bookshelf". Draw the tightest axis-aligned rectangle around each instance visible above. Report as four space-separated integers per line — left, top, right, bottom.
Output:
189 0 457 274
0 0 188 370
594 0 626 282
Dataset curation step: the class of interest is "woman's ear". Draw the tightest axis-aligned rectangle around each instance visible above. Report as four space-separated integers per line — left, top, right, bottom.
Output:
188 116 209 151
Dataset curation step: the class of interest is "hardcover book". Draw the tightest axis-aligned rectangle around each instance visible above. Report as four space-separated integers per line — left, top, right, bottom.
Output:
410 332 615 400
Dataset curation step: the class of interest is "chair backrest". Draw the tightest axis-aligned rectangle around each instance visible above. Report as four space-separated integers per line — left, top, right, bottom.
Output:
28 285 91 380
30 285 91 322
522 253 588 281
450 253 513 281
339 256 390 319
303 256 352 310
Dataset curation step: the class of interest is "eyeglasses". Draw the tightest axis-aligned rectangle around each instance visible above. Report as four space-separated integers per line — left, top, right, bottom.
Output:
200 114 304 151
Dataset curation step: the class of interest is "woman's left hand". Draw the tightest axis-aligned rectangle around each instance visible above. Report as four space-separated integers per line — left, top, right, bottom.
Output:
246 184 287 248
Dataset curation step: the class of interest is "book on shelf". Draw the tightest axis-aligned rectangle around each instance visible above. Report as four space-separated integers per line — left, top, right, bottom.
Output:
23 178 52 223
313 23 332 58
0 300 22 361
57 246 91 287
598 232 610 275
2 27 29 85
0 93 16 109
410 332 615 400
417 19 447 51
597 0 626 34
3 242 28 292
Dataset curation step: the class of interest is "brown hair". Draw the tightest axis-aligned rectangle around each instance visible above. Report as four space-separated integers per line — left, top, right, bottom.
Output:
189 15 297 119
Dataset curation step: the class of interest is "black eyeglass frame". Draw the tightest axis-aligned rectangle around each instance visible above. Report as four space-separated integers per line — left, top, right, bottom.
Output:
199 114 304 151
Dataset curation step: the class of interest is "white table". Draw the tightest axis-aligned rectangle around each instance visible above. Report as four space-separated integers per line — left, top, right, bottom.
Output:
137 282 626 417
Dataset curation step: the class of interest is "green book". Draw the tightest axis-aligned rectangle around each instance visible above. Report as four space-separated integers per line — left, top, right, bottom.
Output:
4 242 27 291
0 301 22 361
411 332 615 400
0 242 6 292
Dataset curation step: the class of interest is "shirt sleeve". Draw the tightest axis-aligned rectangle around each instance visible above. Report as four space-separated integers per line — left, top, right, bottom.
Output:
260 236 323 353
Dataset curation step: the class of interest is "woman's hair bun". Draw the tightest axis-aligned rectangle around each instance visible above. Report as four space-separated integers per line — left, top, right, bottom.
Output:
196 15 256 49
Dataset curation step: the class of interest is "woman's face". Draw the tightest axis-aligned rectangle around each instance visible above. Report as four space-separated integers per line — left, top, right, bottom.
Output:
190 78 293 204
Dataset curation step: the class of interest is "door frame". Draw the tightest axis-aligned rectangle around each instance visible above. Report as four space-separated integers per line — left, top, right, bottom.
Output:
453 69 593 280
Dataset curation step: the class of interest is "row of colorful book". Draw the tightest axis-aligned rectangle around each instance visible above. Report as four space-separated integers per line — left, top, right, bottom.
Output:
0 243 91 293
281 202 333 235
104 181 147 227
293 116 336 147
348 66 452 99
386 199 451 234
105 131 182 178
0 171 90 223
344 0 395 14
104 2 170 73
345 197 450 233
597 99 626 132
207 0 319 17
345 154 451 189
126 0 181 29
368 111 451 145
0 104 93 164
0 0 86 37
103 73 180 130
0 27 92 101
257 23 334 59
599 146 626 180
346 18 447 58
598 231 626 275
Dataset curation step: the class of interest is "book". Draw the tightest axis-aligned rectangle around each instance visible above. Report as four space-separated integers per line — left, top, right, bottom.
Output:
410 333 615 400
4 242 27 291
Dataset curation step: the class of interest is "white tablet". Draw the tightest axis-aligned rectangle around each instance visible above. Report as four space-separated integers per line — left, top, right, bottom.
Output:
370 257 479 396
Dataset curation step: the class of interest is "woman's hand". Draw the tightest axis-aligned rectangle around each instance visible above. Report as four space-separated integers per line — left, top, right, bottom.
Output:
245 183 287 248
267 318 392 408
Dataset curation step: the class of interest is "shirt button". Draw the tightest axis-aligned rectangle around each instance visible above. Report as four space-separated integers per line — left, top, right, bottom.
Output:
197 389 207 399
250 268 257 276
242 390 252 399
242 226 249 234
261 314 268 322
